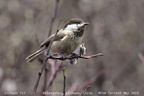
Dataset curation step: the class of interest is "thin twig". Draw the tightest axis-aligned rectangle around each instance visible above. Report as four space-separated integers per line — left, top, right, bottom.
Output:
0 42 9 62
63 67 66 96
42 64 48 94
43 19 61 92
34 61 46 93
66 82 79 96
81 86 91 96
46 53 104 60
77 69 105 91
43 0 60 94
64 69 105 96
47 0 59 37
35 33 40 46
33 0 60 94
47 60 62 89
38 20 61 94
46 61 104 96
46 20 61 55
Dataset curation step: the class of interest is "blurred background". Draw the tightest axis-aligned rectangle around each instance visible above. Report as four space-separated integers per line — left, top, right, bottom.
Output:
0 0 144 96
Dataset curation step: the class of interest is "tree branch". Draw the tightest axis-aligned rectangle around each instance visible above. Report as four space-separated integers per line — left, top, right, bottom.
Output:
33 0 60 94
46 53 104 60
77 69 105 91
81 86 91 96
47 0 59 37
63 67 66 96
46 60 62 89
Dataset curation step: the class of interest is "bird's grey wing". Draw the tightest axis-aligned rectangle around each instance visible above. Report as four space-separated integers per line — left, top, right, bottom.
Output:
40 32 66 48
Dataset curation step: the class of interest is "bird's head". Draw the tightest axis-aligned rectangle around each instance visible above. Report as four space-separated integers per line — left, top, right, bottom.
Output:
64 18 89 32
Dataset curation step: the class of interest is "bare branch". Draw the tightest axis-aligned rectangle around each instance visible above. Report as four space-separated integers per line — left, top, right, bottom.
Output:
47 0 59 37
42 63 49 94
33 62 45 93
47 60 62 89
35 33 40 46
46 20 61 55
64 69 105 96
46 53 104 60
43 0 60 93
63 67 66 96
77 69 105 91
0 43 9 63
33 0 60 94
81 86 91 96
66 82 79 96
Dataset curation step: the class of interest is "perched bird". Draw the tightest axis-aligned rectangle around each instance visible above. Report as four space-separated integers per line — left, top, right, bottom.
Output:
26 18 89 62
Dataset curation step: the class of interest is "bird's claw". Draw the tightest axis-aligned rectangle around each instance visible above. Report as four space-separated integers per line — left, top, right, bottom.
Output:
71 53 79 58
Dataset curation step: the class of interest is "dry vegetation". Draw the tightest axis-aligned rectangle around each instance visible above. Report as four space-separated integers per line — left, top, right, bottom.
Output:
0 0 144 96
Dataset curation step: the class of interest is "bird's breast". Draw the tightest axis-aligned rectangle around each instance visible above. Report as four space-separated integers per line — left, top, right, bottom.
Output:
51 33 82 55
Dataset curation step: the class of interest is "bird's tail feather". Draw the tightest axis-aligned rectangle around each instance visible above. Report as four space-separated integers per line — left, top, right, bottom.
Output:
26 48 46 62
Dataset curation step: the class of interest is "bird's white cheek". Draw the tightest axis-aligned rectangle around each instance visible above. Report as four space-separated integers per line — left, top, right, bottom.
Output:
65 24 78 31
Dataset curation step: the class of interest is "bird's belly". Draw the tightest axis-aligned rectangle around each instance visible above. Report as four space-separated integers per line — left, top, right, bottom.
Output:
51 36 82 55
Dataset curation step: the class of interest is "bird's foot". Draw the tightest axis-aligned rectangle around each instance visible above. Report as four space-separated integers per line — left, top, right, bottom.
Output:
60 54 66 60
70 53 79 58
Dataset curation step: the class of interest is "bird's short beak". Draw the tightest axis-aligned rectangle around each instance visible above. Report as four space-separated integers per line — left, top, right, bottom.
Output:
83 22 89 26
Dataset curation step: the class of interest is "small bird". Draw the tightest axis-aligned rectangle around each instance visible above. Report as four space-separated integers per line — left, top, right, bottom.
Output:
26 18 89 62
